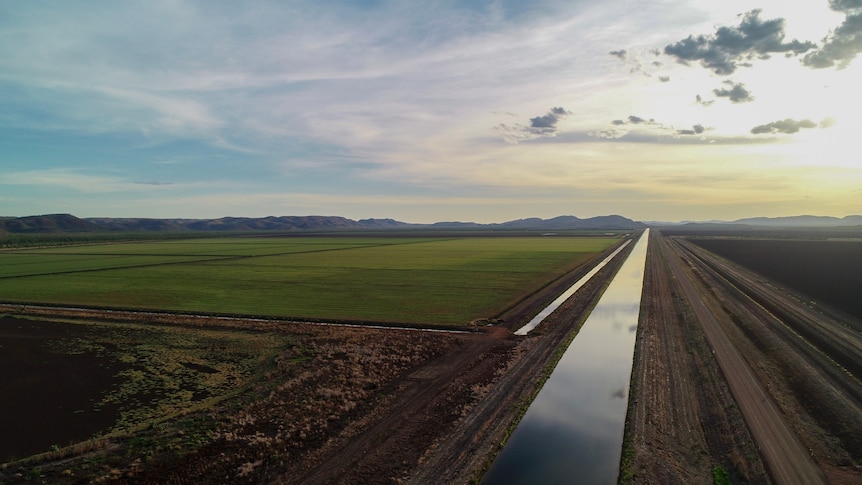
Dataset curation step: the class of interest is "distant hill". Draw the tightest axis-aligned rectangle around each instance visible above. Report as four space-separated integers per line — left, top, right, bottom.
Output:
6 213 861 235
0 214 102 233
649 215 862 229
732 215 862 227
85 215 409 232
496 215 640 230
0 214 644 234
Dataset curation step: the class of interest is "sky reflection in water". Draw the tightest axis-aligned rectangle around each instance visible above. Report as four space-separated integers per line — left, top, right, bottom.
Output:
483 229 649 485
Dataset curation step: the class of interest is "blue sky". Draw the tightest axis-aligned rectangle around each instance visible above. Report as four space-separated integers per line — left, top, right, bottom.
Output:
2 0 860 222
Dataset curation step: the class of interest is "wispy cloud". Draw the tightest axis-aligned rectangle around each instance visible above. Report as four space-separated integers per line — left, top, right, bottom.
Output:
0 169 137 193
1 2 859 222
750 118 818 134
695 94 715 106
496 107 572 143
609 49 627 60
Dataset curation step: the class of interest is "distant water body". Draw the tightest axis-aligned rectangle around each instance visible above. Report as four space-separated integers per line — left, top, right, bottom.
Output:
483 229 649 485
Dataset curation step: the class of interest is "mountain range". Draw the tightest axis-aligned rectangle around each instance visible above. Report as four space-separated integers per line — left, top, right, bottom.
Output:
0 213 645 234
2 213 860 235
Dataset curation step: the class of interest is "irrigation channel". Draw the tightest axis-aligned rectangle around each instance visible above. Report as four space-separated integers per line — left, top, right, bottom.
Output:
514 240 632 336
483 229 649 485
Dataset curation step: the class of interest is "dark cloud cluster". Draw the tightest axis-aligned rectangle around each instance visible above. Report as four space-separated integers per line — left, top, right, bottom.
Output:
612 115 656 125
609 49 627 60
713 81 754 103
803 0 862 68
606 115 707 137
664 10 816 74
496 107 572 143
750 118 817 134
677 124 706 136
529 107 571 132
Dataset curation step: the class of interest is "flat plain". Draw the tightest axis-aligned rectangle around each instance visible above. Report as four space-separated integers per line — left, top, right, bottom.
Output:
9 228 859 484
0 233 628 483
0 236 618 325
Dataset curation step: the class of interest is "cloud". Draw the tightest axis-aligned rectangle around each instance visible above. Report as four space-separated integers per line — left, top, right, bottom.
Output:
750 118 817 134
496 107 572 143
664 10 816 74
626 115 653 124
677 124 706 136
530 107 571 130
802 0 862 69
0 169 166 193
609 49 627 60
713 81 754 103
609 115 660 127
696 94 715 106
600 116 710 139
588 128 627 139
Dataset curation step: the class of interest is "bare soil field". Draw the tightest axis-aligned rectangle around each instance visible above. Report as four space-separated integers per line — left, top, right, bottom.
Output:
626 230 862 484
0 237 635 484
624 231 769 483
688 238 862 319
0 317 124 462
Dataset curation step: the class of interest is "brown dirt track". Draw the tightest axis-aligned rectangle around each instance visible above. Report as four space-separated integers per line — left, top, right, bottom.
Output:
626 230 862 484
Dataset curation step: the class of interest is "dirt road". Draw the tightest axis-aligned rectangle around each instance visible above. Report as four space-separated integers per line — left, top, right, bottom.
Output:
659 234 826 484
625 231 768 483
627 230 861 484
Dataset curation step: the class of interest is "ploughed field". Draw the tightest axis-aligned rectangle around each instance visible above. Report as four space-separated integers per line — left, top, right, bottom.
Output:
0 236 617 326
688 237 862 319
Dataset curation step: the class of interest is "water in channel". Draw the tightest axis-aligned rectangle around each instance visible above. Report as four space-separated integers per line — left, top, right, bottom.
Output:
483 229 650 485
515 240 632 336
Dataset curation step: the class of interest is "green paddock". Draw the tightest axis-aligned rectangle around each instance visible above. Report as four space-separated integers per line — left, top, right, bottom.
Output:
0 236 620 325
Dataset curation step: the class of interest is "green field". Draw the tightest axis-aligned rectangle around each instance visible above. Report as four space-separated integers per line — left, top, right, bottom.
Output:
0 236 620 325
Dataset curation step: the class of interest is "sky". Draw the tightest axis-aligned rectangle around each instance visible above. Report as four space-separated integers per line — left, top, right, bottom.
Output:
2 0 861 223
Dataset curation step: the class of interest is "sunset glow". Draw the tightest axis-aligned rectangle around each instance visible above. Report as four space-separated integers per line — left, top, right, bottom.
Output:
2 1 860 222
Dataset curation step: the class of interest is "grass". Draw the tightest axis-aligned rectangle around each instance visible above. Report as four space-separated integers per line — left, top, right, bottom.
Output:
46 319 289 433
0 315 290 467
0 236 619 325
711 466 732 485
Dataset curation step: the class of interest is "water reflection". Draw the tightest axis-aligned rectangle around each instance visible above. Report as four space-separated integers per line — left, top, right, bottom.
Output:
515 240 632 336
483 229 649 485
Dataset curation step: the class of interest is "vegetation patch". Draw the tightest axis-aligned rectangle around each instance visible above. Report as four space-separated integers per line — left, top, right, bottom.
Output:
0 315 460 483
0 315 288 463
0 236 616 325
